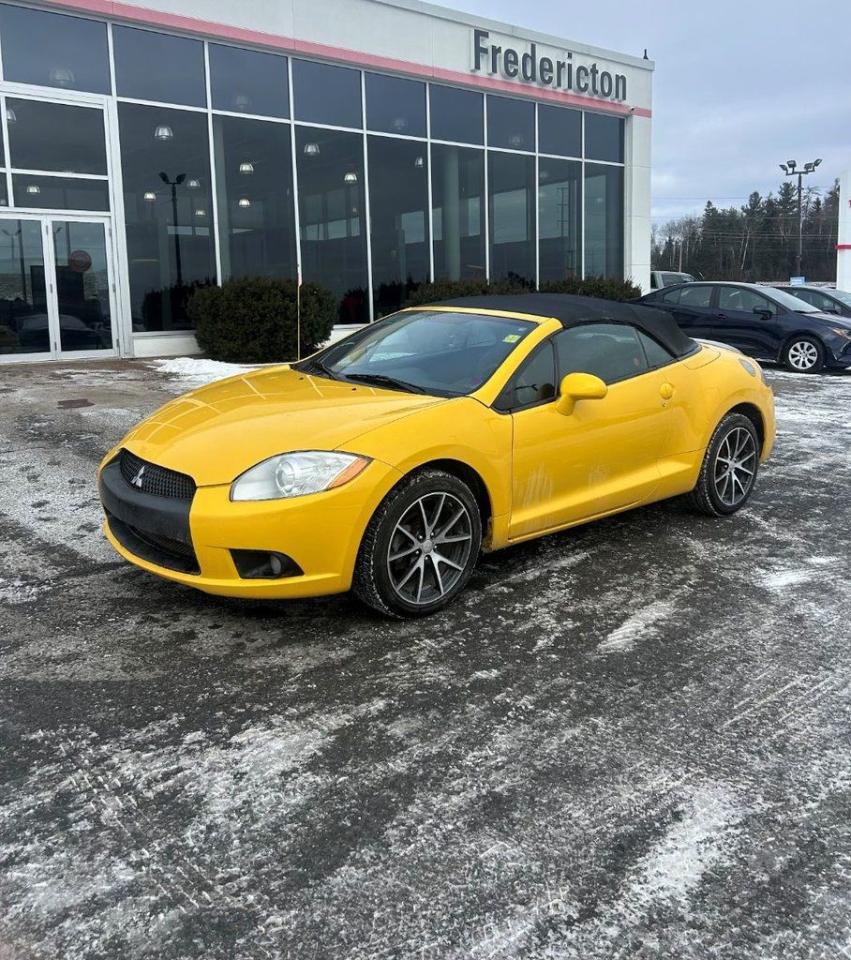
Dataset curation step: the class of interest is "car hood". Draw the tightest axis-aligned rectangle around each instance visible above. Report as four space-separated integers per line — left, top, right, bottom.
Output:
809 311 851 330
120 366 445 485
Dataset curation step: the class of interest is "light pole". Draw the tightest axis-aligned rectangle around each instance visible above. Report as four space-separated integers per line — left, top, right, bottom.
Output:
158 171 186 289
779 158 822 278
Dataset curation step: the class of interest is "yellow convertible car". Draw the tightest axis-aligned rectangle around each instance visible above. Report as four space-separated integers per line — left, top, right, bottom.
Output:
98 294 775 617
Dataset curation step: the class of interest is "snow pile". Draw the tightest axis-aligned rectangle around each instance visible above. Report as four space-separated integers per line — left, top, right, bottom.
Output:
148 357 258 386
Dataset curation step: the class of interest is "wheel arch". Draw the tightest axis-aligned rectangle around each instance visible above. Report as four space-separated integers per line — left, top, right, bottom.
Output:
408 458 494 541
780 330 826 359
726 402 765 453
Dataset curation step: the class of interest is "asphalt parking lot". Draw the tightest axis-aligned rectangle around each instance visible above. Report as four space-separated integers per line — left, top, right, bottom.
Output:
1 358 850 960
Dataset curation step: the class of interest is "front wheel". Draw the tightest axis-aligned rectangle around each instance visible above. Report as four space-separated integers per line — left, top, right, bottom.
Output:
688 413 760 517
783 336 824 373
353 468 482 618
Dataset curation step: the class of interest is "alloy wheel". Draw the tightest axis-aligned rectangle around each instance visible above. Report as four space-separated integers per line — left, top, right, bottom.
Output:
387 492 474 605
787 340 819 371
713 427 757 508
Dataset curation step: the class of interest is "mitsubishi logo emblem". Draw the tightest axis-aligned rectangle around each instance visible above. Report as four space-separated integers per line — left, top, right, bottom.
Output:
130 465 146 489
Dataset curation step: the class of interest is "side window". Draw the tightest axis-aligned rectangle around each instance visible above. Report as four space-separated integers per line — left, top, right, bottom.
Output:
718 287 776 315
494 341 556 411
678 285 713 308
660 287 681 304
555 323 648 384
637 331 674 368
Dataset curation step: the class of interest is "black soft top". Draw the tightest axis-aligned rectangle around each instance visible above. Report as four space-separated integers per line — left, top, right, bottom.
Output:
429 293 698 359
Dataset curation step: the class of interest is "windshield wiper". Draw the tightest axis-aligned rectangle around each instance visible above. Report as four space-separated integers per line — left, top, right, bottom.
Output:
344 373 426 394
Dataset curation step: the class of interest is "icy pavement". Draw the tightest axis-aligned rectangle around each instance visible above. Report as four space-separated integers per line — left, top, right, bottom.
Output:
1 359 850 960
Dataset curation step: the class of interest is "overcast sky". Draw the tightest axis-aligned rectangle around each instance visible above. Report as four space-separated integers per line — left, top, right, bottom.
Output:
450 0 850 226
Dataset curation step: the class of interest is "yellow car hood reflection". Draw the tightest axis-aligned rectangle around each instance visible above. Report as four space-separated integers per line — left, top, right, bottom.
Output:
122 366 445 485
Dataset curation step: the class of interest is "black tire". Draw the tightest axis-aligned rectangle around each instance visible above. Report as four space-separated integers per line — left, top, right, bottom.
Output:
688 413 761 517
352 468 482 618
783 335 824 373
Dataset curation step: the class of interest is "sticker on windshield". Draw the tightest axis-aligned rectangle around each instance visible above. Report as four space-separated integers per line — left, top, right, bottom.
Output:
503 334 521 343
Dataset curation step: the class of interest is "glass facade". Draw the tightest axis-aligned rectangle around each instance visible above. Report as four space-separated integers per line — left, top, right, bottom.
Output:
0 2 630 351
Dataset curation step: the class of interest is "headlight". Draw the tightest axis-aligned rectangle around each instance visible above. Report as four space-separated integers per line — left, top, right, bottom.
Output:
230 451 370 501
830 327 851 341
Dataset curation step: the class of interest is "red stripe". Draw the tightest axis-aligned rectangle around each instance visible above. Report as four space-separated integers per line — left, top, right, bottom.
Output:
42 0 651 118
837 244 851 250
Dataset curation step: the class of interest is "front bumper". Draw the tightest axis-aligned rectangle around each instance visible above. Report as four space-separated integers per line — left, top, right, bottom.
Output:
99 454 402 599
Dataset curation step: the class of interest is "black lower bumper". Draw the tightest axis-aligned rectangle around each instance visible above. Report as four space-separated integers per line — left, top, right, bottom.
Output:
99 460 199 574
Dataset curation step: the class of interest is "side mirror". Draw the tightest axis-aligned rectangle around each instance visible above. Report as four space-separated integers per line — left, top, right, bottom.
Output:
556 372 608 416
753 307 773 319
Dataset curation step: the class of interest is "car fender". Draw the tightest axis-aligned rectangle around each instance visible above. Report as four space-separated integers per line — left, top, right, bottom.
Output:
338 396 513 529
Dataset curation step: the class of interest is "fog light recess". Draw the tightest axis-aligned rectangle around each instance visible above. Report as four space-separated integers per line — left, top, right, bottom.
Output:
231 550 303 579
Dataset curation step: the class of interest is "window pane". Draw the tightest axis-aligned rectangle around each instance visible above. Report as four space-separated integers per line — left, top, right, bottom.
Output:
496 342 555 410
487 96 534 151
0 219 49 354
718 287 774 313
538 157 580 282
114 26 206 107
584 163 623 279
8 99 107 175
488 151 535 285
365 73 425 137
52 221 113 352
209 44 288 118
118 103 215 331
538 104 581 157
292 60 361 128
0 4 110 94
213 115 296 281
13 175 109 211
368 137 429 317
638 331 673 367
431 143 485 282
429 85 483 145
555 324 646 383
678 285 712 307
0 179 7 207
296 126 368 324
585 113 624 163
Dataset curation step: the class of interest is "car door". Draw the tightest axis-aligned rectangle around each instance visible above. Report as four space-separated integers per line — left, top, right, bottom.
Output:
713 286 783 358
504 324 670 540
666 284 716 338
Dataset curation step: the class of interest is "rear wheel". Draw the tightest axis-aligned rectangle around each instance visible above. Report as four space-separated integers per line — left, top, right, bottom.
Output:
783 336 824 373
353 468 482 618
688 413 760 517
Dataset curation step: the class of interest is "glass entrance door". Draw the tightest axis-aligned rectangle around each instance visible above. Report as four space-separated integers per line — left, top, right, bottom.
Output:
50 219 115 357
0 214 116 361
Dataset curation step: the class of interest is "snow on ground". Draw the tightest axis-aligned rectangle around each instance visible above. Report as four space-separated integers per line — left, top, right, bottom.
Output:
148 356 259 387
0 361 850 960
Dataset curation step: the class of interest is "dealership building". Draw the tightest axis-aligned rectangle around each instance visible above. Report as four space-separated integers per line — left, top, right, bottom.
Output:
0 0 653 363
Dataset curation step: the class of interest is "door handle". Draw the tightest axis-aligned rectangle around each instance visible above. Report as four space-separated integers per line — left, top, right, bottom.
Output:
660 382 675 401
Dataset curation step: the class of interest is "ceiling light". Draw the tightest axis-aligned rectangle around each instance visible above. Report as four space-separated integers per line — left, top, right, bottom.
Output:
154 125 174 141
239 161 255 175
26 184 41 195
343 171 358 183
392 117 408 131
187 178 201 189
49 66 76 87
303 142 320 156
5 108 16 124
194 208 207 217
413 156 424 168
233 93 252 111
143 191 157 201
509 134 523 148
238 197 251 208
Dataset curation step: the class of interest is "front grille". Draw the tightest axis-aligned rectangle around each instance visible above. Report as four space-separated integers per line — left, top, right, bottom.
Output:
120 449 195 500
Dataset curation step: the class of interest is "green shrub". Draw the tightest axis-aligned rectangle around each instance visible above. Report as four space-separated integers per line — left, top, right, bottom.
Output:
404 274 640 308
188 277 336 363
539 275 641 301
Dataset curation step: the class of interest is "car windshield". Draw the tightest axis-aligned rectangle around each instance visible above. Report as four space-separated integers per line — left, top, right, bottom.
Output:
768 288 820 313
295 309 535 397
